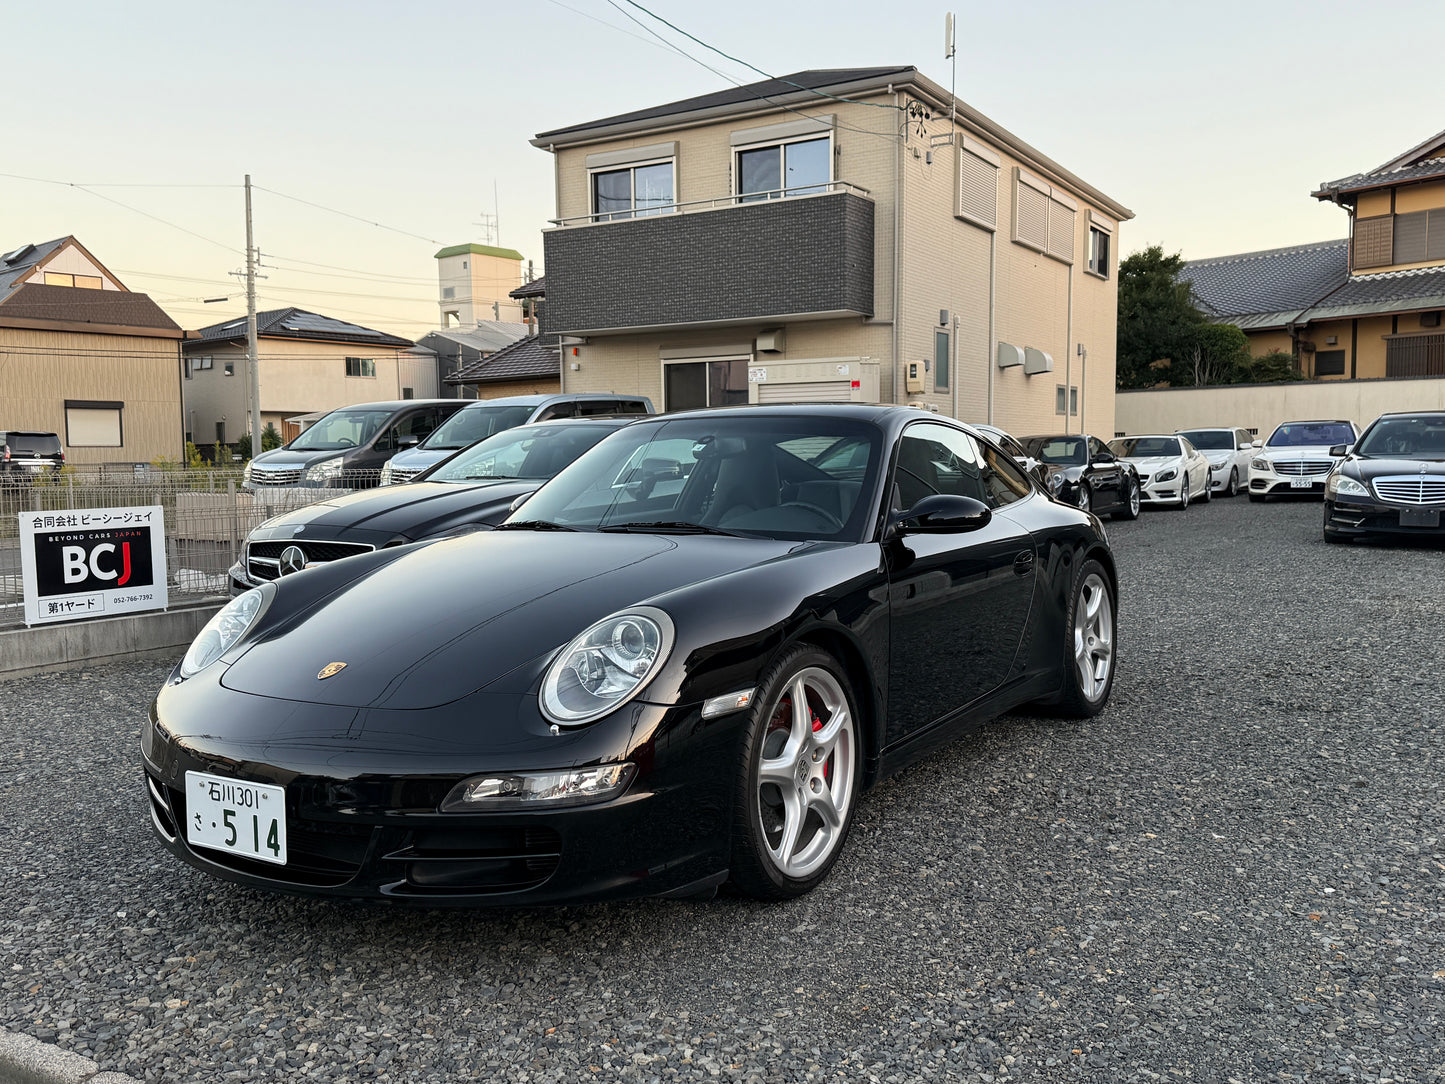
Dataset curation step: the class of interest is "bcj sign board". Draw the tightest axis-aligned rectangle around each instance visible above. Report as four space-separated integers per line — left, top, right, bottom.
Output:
19 505 168 625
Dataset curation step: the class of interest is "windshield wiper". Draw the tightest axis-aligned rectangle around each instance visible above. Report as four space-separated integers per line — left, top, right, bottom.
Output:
460 473 520 480
495 520 578 531
598 520 749 537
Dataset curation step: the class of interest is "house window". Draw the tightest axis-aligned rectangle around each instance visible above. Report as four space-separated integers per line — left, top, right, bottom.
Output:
223 361 234 376
736 136 830 202
1014 168 1076 263
196 356 213 371
345 357 376 378
442 286 455 299
65 400 123 447
1393 208 1445 265
663 359 748 411
1088 226 1111 278
934 330 950 392
591 160 675 221
1055 385 1079 416
1314 349 1346 376
402 387 414 399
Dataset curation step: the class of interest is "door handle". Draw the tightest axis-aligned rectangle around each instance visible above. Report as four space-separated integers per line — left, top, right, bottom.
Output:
1013 550 1035 576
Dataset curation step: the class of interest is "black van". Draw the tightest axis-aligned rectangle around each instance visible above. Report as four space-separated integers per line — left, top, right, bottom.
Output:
243 400 468 489
0 430 65 477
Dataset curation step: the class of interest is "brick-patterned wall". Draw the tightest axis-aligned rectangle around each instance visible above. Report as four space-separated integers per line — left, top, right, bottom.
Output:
543 192 874 334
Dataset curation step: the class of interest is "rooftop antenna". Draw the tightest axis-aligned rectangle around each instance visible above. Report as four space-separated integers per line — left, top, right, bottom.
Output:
928 14 958 150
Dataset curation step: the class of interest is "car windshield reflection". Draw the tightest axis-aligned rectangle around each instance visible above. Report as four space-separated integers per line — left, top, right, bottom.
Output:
1355 417 1445 459
427 423 619 483
1267 423 1354 448
509 416 883 541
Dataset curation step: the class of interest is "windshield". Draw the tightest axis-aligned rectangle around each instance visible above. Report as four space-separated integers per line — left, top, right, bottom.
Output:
1266 422 1354 448
421 404 536 450
1178 429 1234 451
1109 437 1180 458
427 423 621 482
1023 436 1086 466
509 415 884 541
287 410 391 451
1355 415 1445 459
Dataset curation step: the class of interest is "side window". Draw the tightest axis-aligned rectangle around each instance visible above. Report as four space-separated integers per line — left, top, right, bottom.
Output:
376 410 436 450
536 402 578 421
894 423 987 510
1088 437 1110 461
977 443 1032 508
575 400 619 416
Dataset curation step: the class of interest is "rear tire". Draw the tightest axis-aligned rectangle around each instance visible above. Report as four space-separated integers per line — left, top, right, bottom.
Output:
1039 558 1116 718
1200 473 1212 503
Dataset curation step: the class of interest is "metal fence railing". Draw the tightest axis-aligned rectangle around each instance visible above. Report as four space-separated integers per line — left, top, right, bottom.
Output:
1 468 380 630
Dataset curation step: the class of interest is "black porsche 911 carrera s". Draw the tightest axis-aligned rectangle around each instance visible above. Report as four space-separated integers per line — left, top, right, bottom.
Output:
143 405 1119 905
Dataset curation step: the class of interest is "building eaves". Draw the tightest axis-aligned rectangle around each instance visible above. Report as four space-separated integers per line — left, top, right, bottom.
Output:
1313 157 1445 200
445 334 559 385
1299 265 1445 323
0 237 72 299
531 66 1131 220
510 276 545 299
435 243 526 262
0 282 180 332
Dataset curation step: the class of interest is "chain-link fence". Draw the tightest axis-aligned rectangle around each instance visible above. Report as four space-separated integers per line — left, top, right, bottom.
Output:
1 468 377 630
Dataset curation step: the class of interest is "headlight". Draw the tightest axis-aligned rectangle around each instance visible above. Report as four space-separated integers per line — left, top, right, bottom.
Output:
305 457 343 483
1155 468 1177 483
1251 457 1272 472
180 585 273 678
440 764 637 811
1326 473 1369 498
1048 473 1064 493
540 607 674 725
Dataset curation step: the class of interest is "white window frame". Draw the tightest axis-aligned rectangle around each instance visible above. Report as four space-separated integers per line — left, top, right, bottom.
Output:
587 156 677 221
1086 211 1114 279
732 133 834 203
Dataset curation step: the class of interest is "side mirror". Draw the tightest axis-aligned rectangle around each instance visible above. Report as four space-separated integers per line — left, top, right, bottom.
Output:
893 494 992 534
1238 443 1252 451
1328 443 1352 457
398 434 422 448
1251 439 1263 448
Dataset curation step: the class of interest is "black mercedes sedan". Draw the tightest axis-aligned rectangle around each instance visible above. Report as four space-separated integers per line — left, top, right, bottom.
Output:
1019 433 1141 520
1324 410 1445 543
228 417 637 594
145 405 1119 906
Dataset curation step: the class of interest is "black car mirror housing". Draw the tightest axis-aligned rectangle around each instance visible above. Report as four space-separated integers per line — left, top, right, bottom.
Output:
893 494 992 534
1329 443 1351 456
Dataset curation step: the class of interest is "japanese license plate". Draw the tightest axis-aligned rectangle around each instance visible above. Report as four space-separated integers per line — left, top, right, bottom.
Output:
1289 477 1315 489
184 770 287 865
1400 507 1440 528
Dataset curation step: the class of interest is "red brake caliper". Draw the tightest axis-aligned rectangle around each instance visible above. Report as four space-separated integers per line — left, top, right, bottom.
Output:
811 708 832 783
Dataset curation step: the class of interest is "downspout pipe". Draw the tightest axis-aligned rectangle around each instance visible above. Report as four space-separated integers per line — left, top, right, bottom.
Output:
891 89 902 404
986 230 996 425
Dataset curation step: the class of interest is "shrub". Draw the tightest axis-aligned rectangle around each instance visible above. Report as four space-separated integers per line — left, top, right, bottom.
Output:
261 423 283 451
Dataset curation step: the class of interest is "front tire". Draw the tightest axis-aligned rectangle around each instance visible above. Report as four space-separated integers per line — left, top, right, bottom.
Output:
1076 483 1092 515
729 646 861 900
1178 476 1190 510
1113 475 1140 521
1226 468 1239 497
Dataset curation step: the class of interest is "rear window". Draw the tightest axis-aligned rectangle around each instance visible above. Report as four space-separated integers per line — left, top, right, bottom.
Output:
8 433 61 454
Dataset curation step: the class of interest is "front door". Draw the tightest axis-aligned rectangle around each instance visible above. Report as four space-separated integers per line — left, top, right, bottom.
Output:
884 422 1035 745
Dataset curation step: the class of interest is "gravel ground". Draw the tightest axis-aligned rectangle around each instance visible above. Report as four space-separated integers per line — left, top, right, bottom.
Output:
3 495 1444 1083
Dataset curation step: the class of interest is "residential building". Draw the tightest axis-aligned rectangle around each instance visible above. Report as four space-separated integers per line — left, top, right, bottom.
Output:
436 244 526 327
533 66 1132 437
0 236 185 465
415 321 529 398
182 308 422 444
1184 126 1445 380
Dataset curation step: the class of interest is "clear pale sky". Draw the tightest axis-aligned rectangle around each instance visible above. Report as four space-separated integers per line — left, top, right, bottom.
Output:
4 0 1441 340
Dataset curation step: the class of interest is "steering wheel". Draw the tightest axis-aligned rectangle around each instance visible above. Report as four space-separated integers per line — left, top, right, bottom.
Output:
335 437 356 448
778 501 845 531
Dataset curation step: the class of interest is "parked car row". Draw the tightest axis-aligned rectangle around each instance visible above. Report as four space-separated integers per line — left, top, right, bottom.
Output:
152 404 1120 907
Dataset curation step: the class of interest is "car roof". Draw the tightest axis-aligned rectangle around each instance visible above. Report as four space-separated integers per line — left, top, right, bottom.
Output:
455 392 649 410
323 399 460 411
1273 419 1353 425
1174 425 1239 431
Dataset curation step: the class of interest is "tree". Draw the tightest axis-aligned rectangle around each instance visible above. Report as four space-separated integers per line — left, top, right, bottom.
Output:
1117 246 1205 388
1179 322 1251 387
235 432 252 461
1238 350 1302 384
261 422 283 451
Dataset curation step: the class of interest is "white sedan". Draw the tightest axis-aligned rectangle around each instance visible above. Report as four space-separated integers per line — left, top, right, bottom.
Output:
1247 419 1359 500
1107 435 1212 509
1176 426 1256 498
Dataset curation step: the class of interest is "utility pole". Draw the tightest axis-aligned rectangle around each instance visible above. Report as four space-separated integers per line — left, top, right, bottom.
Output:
245 175 261 456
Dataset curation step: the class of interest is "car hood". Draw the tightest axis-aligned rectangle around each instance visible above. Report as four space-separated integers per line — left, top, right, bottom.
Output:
221 530 805 710
1345 456 1445 479
251 447 356 470
388 446 454 471
248 481 537 544
1122 455 1179 473
1256 445 1341 458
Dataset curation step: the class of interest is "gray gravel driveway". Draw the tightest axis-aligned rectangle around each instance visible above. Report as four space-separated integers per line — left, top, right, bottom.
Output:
3 496 1444 1082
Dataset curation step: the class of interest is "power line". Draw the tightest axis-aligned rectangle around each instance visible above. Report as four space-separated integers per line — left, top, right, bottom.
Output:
252 186 446 246
539 0 678 53
616 0 901 112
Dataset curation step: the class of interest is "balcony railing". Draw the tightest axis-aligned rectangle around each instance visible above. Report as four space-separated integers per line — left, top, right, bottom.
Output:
549 181 872 228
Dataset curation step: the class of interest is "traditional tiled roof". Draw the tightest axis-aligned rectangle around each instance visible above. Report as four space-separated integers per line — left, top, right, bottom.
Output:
1182 239 1349 328
0 238 69 299
1313 126 1445 199
0 282 180 333
1299 264 1445 323
535 67 913 141
187 307 413 349
446 334 559 385
510 276 545 299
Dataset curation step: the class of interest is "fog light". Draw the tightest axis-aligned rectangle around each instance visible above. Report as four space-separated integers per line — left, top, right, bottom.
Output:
440 763 636 811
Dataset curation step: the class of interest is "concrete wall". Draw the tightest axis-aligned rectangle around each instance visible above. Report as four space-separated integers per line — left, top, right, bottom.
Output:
1116 375 1445 439
0 327 182 464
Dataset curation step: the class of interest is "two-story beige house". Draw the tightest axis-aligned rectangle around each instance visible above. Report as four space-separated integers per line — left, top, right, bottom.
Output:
1184 126 1445 380
182 308 424 445
532 66 1132 438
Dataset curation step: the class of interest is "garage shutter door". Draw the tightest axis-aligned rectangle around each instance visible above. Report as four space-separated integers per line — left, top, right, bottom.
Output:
756 381 852 404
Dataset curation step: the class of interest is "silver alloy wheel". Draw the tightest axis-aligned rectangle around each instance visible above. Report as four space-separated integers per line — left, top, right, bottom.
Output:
756 667 856 880
1227 468 1238 497
1128 478 1141 517
1179 476 1190 509
1077 484 1091 513
1073 572 1114 703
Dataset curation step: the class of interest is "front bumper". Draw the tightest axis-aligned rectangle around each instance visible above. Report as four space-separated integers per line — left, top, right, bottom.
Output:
141 673 734 906
1138 475 1183 505
1249 471 1329 496
1324 495 1445 539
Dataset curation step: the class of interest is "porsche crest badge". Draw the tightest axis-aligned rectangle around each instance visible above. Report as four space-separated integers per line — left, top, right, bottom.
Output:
317 661 348 680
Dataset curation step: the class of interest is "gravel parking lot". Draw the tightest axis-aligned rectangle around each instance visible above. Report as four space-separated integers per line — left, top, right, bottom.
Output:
3 495 1444 1083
